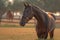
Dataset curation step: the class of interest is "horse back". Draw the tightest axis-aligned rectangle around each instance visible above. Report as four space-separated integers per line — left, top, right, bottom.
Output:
47 13 56 32
47 13 56 20
50 14 56 20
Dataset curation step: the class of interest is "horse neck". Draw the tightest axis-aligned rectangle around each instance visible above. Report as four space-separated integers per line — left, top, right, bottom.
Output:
32 6 49 27
33 7 45 23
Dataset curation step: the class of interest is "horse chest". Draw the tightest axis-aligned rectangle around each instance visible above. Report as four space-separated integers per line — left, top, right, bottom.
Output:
36 22 46 32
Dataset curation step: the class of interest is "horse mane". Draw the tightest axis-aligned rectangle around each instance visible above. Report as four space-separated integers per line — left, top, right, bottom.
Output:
31 5 56 28
32 5 46 13
32 5 56 20
31 5 49 27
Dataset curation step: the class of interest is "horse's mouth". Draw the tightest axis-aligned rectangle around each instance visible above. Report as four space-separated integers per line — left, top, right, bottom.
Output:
20 24 25 26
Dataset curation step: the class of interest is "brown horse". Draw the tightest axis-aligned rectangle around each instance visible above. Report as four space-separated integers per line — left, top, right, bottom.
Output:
20 3 56 40
6 10 14 22
47 12 56 20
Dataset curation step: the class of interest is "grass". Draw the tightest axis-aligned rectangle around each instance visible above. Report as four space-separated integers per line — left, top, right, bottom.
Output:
0 35 59 40
0 28 37 40
0 24 35 28
0 34 37 40
0 24 19 27
0 23 60 28
0 28 60 40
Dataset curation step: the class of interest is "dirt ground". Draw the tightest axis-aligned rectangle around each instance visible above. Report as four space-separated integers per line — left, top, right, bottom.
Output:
0 28 36 35
0 28 60 40
0 19 60 40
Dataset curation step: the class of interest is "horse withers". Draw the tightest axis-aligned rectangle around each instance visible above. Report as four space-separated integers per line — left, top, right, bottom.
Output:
20 3 56 40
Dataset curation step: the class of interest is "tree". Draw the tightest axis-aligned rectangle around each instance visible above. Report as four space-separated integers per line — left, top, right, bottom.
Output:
0 0 7 23
26 0 60 12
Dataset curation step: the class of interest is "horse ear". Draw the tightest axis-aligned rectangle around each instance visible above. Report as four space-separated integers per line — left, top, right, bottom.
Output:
24 2 29 7
24 3 27 7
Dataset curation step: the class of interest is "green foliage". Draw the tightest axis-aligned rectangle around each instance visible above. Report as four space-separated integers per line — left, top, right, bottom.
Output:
0 0 60 12
0 23 60 28
27 0 60 12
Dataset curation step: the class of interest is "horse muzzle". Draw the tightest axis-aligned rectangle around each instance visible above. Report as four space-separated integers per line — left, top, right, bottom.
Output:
20 22 26 26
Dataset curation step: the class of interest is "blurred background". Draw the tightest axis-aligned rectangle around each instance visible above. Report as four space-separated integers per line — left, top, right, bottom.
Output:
0 0 60 27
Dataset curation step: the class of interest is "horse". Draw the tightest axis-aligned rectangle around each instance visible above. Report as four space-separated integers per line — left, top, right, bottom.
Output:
20 3 56 40
46 12 56 20
6 10 14 22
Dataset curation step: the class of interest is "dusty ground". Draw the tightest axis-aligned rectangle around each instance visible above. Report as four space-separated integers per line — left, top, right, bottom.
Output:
0 28 60 40
0 19 60 40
